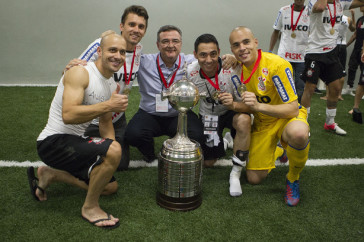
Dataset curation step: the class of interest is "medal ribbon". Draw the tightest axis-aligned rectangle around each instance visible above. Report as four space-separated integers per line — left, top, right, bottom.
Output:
157 55 181 89
327 1 336 29
123 47 136 85
240 49 262 84
124 46 136 86
200 66 219 91
291 4 305 33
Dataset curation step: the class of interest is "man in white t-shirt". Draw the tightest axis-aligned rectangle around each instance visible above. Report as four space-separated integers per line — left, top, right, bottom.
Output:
320 11 355 100
187 34 251 198
269 0 309 103
301 0 364 136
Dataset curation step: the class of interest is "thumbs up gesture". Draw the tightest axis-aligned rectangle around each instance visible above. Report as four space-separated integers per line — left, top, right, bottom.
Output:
109 83 128 112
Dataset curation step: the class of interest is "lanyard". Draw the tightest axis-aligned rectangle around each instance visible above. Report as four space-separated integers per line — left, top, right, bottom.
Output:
327 1 337 29
291 4 305 33
123 47 136 85
156 55 181 89
240 49 262 84
200 66 219 91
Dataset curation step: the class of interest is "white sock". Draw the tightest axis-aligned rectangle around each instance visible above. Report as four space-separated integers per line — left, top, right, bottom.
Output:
306 107 310 120
326 108 336 125
229 165 243 197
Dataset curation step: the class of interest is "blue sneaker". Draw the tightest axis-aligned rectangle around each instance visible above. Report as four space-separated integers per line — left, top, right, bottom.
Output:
277 144 288 163
285 179 300 206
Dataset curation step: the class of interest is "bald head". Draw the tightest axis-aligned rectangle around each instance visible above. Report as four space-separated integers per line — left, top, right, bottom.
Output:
96 33 126 78
229 26 258 67
99 33 126 50
229 26 255 43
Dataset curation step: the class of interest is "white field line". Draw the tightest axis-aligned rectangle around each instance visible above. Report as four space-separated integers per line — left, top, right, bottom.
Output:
1 158 364 168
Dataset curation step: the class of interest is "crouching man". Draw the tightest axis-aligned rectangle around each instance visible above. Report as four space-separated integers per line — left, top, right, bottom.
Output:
27 33 128 228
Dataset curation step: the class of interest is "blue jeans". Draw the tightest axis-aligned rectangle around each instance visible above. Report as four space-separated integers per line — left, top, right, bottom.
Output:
290 62 305 103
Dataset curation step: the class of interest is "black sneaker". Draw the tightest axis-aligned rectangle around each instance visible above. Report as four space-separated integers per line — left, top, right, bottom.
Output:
353 108 363 124
314 88 323 94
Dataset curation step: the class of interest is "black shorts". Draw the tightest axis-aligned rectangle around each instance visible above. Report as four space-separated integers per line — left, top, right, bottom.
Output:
337 44 347 76
199 110 237 160
37 134 115 183
301 46 345 85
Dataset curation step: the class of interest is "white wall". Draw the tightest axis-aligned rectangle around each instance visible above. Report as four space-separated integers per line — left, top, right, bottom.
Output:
0 0 359 85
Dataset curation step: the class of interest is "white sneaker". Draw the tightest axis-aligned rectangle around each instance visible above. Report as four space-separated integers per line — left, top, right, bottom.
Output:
229 165 242 197
146 159 158 167
223 132 234 150
342 87 354 95
324 123 347 135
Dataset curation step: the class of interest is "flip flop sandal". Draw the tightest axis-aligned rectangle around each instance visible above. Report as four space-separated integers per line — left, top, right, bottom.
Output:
82 213 120 229
27 166 45 201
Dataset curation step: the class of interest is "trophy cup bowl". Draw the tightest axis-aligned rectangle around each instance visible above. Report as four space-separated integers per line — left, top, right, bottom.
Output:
161 79 200 113
157 78 204 211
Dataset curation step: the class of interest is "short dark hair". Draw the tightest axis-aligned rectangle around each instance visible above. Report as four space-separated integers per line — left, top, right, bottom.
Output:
194 34 219 53
157 25 182 42
121 5 149 28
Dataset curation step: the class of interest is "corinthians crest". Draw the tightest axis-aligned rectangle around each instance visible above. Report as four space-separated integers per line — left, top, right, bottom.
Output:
258 76 266 91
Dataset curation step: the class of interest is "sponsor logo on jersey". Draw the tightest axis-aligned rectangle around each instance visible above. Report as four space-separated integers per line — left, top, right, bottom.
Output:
323 16 342 24
262 68 269 76
285 52 303 60
113 72 138 83
273 75 289 102
283 24 309 31
258 76 266 91
285 68 296 95
323 46 334 51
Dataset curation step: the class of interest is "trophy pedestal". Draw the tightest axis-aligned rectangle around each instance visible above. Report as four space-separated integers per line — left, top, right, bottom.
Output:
157 138 203 211
156 193 201 211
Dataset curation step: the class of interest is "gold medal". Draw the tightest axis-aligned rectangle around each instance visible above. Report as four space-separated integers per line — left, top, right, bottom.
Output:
122 88 131 95
330 28 335 35
291 32 296 38
212 91 220 100
238 84 247 95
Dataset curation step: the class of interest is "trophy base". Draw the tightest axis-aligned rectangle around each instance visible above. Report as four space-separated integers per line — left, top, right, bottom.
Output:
156 192 202 211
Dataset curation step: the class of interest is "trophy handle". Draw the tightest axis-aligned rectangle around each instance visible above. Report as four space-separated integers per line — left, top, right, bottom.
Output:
161 90 170 101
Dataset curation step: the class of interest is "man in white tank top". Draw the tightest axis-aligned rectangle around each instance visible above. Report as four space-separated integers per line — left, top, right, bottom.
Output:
28 34 128 229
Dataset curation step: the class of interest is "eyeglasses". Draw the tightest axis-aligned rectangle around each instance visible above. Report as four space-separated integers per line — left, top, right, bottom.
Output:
159 39 181 46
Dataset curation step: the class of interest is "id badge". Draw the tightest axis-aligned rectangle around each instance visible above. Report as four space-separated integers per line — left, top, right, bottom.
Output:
155 94 169 112
203 114 218 135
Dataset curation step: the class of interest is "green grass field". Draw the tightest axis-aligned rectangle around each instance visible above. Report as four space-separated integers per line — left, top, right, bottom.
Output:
0 87 363 241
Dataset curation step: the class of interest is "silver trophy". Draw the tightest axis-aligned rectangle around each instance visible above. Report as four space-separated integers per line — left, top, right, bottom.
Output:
157 63 204 211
